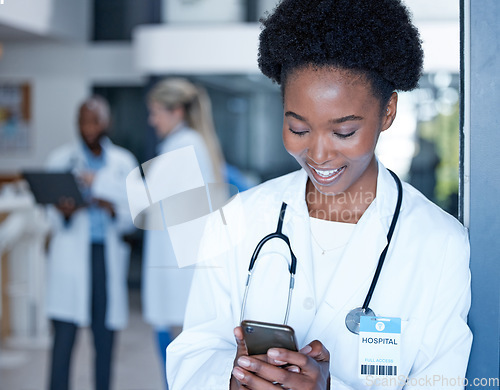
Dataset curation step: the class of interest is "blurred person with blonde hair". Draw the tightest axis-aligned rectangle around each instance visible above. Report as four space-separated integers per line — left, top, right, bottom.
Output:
45 96 136 390
143 78 226 386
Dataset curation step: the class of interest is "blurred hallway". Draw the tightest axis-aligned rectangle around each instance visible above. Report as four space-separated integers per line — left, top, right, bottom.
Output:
0 289 165 390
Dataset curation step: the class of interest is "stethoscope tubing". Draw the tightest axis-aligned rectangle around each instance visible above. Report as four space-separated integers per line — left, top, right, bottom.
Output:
361 169 403 311
240 203 297 324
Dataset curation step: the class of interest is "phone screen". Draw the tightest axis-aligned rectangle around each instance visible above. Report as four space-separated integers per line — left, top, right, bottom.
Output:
241 320 298 355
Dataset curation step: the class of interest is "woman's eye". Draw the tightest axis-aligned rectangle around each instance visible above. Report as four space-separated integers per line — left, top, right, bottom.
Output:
335 131 356 139
289 128 308 136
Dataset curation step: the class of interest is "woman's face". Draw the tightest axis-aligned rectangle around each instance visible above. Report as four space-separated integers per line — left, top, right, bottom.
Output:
282 66 397 198
148 101 183 139
78 106 105 149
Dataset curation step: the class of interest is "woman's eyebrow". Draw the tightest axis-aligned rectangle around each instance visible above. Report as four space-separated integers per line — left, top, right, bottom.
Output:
329 115 364 124
285 111 363 124
285 111 307 121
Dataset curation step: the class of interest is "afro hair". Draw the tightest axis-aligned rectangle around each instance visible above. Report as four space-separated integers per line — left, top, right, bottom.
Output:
258 0 424 102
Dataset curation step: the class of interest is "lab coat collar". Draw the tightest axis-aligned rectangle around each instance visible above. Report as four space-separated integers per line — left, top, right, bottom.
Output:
280 169 309 218
68 137 112 170
79 136 112 156
374 160 402 220
157 122 188 154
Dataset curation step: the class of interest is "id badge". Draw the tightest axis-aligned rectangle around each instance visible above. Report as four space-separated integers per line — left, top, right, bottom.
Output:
358 316 400 377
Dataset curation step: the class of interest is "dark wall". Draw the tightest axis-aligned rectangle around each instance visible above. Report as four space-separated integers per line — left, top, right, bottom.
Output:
93 0 162 41
466 0 500 385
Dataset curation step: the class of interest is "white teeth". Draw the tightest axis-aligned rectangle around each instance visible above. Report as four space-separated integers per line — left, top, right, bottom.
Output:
311 166 343 178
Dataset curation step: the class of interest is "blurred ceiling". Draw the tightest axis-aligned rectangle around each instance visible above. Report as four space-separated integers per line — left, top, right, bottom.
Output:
404 0 459 21
257 0 459 21
0 0 460 42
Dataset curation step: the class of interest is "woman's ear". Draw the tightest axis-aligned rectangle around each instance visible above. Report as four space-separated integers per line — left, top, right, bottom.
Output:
381 92 398 132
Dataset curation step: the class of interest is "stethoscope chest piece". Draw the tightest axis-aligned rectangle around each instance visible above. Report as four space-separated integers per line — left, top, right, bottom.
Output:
345 307 376 335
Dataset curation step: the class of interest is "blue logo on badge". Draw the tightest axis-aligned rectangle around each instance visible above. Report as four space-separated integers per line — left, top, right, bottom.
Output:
360 317 401 334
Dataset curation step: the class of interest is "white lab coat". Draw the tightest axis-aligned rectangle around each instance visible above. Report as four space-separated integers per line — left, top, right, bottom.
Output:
45 138 136 330
143 125 216 328
167 162 472 390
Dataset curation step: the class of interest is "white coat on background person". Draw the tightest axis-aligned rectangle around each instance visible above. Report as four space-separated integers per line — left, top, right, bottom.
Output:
142 78 226 388
45 96 137 390
166 163 472 390
142 121 216 328
45 136 136 329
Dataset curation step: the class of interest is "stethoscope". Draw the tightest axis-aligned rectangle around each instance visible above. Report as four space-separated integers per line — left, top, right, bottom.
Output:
240 170 403 335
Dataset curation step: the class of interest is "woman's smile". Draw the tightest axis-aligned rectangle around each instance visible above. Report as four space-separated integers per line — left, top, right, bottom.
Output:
307 163 346 186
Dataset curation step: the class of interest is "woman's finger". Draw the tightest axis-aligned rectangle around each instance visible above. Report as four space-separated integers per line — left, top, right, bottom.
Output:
285 365 300 373
233 362 290 389
231 327 248 389
233 367 273 389
267 348 310 370
234 326 247 355
301 340 330 362
266 343 330 376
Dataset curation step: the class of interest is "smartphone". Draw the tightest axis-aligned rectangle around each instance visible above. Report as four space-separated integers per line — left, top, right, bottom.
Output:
241 320 298 356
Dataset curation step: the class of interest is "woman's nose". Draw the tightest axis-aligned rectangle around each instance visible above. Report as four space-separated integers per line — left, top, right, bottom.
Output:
307 133 335 165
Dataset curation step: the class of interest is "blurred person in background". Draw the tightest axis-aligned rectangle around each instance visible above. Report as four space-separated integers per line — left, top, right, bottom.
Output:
143 78 226 387
45 96 137 390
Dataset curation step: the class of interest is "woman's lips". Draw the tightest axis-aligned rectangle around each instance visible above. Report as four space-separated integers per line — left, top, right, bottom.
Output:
307 164 346 185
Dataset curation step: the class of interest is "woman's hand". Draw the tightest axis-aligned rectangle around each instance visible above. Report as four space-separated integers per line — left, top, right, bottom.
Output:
231 326 268 389
230 326 247 389
232 339 330 390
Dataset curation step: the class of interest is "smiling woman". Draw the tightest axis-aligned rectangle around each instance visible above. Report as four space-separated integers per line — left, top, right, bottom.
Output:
166 1 472 389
